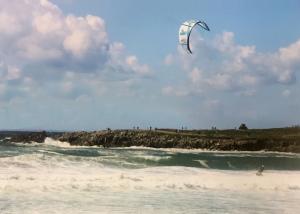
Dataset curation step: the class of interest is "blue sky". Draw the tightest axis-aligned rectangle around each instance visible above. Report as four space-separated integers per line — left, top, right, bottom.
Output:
0 0 300 130
51 0 300 63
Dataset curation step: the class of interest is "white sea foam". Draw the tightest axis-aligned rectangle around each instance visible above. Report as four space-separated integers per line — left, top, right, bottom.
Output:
1 152 300 193
43 137 103 149
127 146 300 156
37 149 64 156
134 155 172 162
194 159 210 168
43 137 72 148
1 149 300 214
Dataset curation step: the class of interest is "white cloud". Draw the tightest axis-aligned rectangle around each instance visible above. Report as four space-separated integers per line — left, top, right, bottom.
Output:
279 39 300 65
164 31 300 96
0 13 22 35
63 15 108 58
0 61 35 102
0 0 151 101
33 12 63 34
0 62 21 81
188 68 203 83
125 55 150 75
238 75 258 86
6 66 21 81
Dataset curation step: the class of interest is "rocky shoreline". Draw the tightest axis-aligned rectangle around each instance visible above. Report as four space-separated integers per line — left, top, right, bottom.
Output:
0 131 47 143
1 128 300 153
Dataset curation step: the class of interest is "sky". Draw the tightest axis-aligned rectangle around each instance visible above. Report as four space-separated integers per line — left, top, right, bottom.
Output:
0 0 300 130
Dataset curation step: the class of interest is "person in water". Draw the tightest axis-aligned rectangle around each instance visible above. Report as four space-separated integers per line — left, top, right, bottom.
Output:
256 165 264 176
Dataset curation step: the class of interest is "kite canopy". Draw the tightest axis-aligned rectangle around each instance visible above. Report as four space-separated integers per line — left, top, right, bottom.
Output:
179 20 210 54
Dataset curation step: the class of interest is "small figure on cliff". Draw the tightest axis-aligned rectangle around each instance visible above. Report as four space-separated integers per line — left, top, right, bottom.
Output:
239 123 248 130
256 165 264 176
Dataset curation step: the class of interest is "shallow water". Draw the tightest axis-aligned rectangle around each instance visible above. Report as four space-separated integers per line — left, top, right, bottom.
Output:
0 138 299 213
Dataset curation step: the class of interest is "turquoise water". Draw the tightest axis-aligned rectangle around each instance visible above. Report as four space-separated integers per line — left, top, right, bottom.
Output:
0 138 300 213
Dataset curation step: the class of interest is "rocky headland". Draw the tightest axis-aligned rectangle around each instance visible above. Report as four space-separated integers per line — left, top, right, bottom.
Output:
1 128 299 153
55 128 300 153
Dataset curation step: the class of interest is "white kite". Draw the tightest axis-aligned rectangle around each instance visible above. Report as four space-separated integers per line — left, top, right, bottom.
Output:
179 20 210 54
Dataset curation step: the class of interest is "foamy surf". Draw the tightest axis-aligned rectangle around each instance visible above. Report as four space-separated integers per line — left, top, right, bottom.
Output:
1 152 299 192
194 159 210 168
134 155 172 162
0 138 299 214
43 137 72 148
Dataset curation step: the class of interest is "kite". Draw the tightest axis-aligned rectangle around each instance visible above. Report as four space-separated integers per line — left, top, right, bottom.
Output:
179 20 210 54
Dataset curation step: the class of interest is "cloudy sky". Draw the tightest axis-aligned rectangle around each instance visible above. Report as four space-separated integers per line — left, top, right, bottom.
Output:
0 0 300 130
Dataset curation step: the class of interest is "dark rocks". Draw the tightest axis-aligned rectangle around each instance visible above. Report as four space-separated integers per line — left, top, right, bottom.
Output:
10 131 47 143
55 129 300 153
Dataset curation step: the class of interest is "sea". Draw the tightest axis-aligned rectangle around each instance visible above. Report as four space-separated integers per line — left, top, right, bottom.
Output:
0 137 299 214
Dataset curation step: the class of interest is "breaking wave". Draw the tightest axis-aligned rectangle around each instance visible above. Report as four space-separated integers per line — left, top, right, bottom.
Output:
1 138 300 214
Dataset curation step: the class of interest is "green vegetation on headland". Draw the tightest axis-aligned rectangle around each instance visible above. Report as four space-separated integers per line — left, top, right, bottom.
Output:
1 126 299 153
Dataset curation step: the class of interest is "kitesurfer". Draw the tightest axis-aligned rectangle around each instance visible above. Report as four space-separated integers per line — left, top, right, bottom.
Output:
256 165 264 176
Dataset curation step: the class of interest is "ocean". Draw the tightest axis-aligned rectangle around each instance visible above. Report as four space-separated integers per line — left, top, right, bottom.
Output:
0 137 299 214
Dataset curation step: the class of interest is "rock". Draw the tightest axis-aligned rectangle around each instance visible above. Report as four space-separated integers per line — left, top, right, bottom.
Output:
54 129 300 153
10 131 47 143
